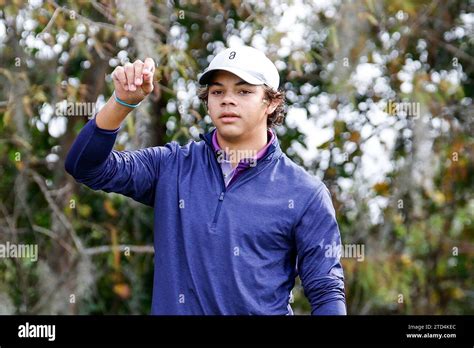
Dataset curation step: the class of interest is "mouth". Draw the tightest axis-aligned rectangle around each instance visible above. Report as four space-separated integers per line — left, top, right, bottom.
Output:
219 113 241 122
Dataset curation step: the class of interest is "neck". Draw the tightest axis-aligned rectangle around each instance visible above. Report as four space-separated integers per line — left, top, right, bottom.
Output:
216 127 269 168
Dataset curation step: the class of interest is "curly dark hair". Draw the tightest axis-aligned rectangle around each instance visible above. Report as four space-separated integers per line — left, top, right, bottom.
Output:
197 84 286 128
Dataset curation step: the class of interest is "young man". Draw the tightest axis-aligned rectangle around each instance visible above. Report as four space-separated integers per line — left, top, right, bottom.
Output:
65 45 346 315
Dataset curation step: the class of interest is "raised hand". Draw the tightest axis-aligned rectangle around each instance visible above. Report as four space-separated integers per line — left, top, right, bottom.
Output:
111 58 155 105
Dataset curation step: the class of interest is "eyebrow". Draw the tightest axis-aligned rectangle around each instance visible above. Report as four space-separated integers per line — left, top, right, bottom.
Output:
208 80 253 87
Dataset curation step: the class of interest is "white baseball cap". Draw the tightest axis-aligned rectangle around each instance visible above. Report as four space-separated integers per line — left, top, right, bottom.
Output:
198 46 280 90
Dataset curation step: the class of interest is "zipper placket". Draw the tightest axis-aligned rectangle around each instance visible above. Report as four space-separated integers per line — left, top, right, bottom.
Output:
202 133 276 226
211 191 225 224
210 148 227 225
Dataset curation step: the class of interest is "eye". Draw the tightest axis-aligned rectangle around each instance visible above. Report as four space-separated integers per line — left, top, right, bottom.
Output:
239 90 252 95
210 90 222 95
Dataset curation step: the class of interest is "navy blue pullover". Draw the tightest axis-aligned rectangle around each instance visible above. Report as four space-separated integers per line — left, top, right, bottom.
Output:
65 117 346 315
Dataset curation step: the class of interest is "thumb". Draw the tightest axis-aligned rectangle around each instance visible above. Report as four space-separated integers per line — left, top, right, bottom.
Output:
141 72 154 94
142 57 155 93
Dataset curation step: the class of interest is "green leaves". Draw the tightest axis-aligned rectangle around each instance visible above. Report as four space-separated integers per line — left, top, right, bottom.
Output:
0 0 472 315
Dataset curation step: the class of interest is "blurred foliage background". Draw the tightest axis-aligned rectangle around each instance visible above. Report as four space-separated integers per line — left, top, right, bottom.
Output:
0 0 473 315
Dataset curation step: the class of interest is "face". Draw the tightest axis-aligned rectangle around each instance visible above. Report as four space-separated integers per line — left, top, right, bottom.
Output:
206 70 277 141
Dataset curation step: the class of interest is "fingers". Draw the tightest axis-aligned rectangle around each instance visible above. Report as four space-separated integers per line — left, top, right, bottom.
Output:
143 57 155 83
134 59 144 87
143 58 155 73
112 58 155 95
124 62 135 91
112 66 127 91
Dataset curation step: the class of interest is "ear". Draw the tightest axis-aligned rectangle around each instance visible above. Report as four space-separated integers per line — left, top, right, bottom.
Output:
264 99 279 115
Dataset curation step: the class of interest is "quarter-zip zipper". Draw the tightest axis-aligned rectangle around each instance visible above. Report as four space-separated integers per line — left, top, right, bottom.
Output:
209 147 227 225
211 191 225 224
201 132 277 226
199 131 227 226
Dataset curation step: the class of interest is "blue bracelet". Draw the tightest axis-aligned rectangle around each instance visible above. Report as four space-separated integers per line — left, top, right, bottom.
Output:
113 91 141 108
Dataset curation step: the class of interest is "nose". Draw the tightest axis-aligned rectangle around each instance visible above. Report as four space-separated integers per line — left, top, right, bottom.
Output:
220 91 237 106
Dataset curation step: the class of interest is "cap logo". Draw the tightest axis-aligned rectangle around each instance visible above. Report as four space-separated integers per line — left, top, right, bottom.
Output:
228 51 236 60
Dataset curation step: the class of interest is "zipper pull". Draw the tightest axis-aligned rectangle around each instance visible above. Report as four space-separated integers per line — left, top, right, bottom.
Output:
219 192 225 201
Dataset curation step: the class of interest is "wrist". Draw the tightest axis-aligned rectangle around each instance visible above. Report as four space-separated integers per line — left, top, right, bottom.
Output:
113 91 142 108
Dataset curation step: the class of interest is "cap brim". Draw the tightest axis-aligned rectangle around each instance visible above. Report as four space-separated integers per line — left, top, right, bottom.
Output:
198 67 264 86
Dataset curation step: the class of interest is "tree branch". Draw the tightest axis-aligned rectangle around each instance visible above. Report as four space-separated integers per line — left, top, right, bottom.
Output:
26 168 84 253
84 245 154 255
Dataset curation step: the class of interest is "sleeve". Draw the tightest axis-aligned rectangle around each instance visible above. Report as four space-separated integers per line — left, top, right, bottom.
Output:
294 183 347 315
64 117 175 207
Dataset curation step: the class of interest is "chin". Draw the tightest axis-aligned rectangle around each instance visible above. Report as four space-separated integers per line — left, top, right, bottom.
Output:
216 125 244 139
